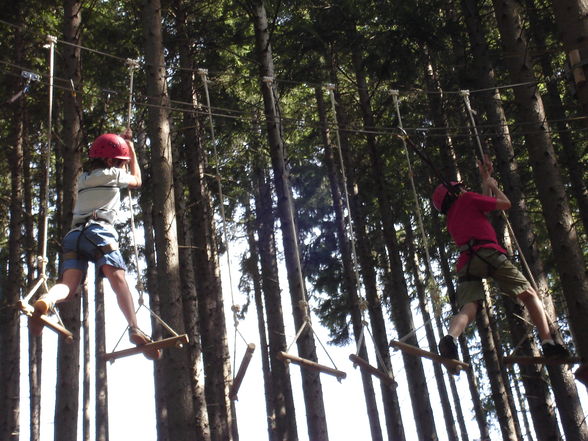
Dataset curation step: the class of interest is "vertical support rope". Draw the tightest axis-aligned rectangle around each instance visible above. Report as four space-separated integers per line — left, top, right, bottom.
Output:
40 35 57 280
326 84 390 372
459 91 540 294
198 69 247 346
325 84 363 304
124 58 146 305
392 90 441 314
23 35 56 305
262 76 310 319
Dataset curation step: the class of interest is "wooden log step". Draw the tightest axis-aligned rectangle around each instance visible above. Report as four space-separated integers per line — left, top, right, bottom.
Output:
349 354 397 388
277 351 346 381
389 339 468 375
19 301 74 342
104 334 189 362
229 343 256 400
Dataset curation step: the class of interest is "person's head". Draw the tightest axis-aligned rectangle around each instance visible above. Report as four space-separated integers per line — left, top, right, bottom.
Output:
88 133 130 169
432 182 465 214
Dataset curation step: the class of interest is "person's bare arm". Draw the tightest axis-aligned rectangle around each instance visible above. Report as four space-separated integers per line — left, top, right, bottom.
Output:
121 128 142 188
478 154 493 196
485 177 511 210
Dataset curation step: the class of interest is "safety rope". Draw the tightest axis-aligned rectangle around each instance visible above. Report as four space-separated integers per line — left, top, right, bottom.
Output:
22 35 56 305
459 90 540 294
392 90 443 315
109 58 179 355
264 77 342 372
325 83 391 373
198 69 251 383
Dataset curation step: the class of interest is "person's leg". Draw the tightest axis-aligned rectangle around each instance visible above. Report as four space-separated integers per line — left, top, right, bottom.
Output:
30 268 84 335
34 269 84 314
101 264 138 329
447 302 479 339
517 288 551 341
102 264 161 360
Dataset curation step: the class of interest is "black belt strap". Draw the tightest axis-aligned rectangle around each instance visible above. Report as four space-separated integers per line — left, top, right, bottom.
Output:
63 220 118 261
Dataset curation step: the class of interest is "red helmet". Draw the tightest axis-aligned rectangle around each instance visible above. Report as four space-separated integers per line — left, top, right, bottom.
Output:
432 182 461 213
89 134 130 160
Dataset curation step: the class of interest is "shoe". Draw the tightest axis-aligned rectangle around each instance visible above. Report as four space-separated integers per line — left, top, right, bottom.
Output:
574 363 588 387
542 341 570 359
29 296 55 336
129 326 162 361
438 335 459 361
33 295 54 316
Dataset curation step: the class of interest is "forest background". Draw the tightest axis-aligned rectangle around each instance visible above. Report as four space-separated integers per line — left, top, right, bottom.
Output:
1 0 588 441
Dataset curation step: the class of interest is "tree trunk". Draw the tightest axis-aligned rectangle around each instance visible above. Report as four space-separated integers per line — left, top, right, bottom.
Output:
136 132 169 441
462 1 588 438
142 1 196 439
403 221 460 441
82 283 90 441
171 4 212 437
315 86 384 441
477 305 519 440
350 46 438 441
94 276 109 441
551 0 588 116
243 200 277 441
55 2 84 439
0 17 25 439
524 0 588 237
492 0 588 364
252 126 299 441
183 92 234 441
250 2 329 439
325 51 406 441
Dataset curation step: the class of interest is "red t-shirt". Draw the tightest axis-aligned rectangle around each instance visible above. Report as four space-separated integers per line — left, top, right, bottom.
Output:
446 191 507 271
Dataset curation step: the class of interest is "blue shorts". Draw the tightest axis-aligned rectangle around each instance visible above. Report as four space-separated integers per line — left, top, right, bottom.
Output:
61 223 127 277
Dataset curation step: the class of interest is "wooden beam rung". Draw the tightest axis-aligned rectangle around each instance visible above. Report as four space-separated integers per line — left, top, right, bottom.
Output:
349 354 396 388
229 343 256 401
103 334 189 362
19 301 74 342
277 351 346 380
503 355 581 366
389 339 469 370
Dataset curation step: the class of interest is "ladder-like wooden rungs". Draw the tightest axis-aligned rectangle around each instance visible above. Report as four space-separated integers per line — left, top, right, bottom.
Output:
19 301 74 342
229 343 256 401
503 355 581 366
349 354 397 388
103 334 189 362
277 351 347 381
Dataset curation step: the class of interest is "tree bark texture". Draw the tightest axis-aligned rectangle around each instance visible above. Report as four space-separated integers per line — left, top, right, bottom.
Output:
142 1 197 439
253 136 299 441
251 2 330 439
351 46 439 441
492 0 588 363
55 2 84 439
316 86 384 441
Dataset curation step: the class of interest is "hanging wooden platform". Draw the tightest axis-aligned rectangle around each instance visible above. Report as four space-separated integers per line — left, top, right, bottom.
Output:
19 301 74 342
349 354 397 388
277 351 347 381
229 343 256 401
389 339 468 375
503 355 581 366
103 334 189 362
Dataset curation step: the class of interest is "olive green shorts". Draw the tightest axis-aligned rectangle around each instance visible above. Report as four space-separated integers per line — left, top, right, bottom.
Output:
455 248 531 309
